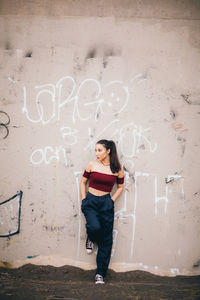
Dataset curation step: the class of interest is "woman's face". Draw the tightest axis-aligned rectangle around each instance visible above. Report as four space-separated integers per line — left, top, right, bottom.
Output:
95 143 110 162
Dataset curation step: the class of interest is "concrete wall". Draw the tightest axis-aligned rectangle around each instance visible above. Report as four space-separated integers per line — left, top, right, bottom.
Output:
0 0 200 276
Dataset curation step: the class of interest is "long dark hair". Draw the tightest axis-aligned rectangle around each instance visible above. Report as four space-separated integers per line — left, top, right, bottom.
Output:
96 139 121 173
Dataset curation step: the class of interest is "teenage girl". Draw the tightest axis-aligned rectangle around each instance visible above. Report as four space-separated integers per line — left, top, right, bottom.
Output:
80 139 124 284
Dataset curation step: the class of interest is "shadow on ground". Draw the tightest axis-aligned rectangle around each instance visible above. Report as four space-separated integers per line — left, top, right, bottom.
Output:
0 264 200 299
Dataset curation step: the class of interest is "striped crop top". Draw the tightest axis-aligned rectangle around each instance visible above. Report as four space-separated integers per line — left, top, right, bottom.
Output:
83 170 124 193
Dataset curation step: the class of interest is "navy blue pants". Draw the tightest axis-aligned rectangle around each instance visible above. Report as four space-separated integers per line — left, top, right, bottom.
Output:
81 192 114 277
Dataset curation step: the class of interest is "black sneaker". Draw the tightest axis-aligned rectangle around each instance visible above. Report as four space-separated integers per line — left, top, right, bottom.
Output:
95 274 105 284
86 236 94 254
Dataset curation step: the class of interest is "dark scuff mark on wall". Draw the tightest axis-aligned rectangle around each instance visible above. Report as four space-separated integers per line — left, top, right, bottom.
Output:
181 144 185 156
85 46 121 68
25 51 32 58
138 144 145 150
177 136 186 142
165 171 183 183
176 135 186 157
103 58 108 68
51 46 55 56
194 191 200 196
181 94 191 104
43 225 65 232
99 70 103 81
86 48 96 60
114 113 119 118
103 48 121 68
193 259 200 268
123 166 135 184
96 111 100 120
5 41 11 50
165 177 175 184
170 110 176 119
123 165 128 172
181 93 200 106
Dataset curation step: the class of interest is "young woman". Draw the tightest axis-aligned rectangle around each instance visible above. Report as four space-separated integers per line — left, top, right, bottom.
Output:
80 139 124 284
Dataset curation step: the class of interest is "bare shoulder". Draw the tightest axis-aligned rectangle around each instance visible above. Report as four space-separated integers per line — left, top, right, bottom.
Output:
85 160 95 172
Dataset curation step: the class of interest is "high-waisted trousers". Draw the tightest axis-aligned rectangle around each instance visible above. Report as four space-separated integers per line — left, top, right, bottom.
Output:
81 191 114 277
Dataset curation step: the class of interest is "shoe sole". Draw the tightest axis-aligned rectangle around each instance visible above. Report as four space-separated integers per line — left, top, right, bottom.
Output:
86 249 93 254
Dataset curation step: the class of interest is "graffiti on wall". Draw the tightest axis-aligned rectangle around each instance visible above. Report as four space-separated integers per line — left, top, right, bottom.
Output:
29 119 157 166
21 74 158 167
0 111 10 140
20 72 185 269
22 74 146 125
0 191 23 237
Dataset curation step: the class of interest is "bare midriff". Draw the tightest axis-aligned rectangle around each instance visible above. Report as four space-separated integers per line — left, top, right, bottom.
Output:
88 186 110 197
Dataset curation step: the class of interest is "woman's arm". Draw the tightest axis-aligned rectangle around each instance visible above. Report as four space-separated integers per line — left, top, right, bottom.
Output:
80 176 88 200
80 161 92 200
111 168 124 202
111 185 124 202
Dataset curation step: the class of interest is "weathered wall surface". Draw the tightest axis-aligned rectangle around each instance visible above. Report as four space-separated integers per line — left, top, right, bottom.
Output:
0 0 200 276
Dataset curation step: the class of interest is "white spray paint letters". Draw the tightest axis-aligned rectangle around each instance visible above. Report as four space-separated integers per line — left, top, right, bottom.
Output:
22 76 135 124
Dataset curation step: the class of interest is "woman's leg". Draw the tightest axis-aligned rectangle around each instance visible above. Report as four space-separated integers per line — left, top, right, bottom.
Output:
82 193 114 278
83 207 101 244
81 194 101 244
96 196 114 277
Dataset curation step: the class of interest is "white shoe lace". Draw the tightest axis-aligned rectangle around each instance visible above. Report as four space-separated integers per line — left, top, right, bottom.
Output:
86 238 93 249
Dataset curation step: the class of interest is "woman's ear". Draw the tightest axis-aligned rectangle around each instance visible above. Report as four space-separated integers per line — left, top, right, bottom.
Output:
107 148 110 154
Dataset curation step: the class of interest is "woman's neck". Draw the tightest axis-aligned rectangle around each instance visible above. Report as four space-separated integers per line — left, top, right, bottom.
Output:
99 159 110 166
